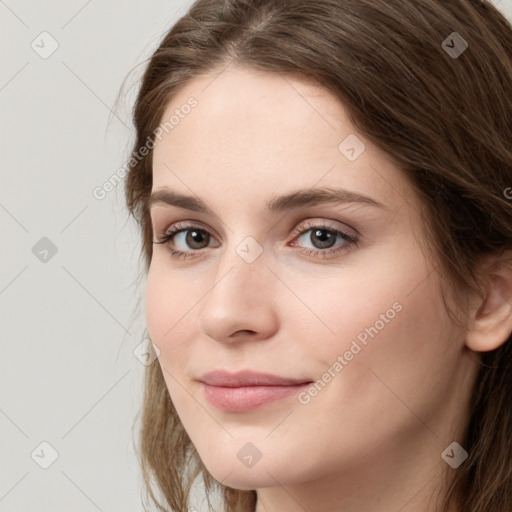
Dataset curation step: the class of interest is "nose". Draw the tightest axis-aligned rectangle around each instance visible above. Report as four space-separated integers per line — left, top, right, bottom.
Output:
198 243 279 344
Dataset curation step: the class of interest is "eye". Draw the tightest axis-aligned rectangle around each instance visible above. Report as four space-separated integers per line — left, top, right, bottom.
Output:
152 220 359 261
289 220 358 259
152 221 218 260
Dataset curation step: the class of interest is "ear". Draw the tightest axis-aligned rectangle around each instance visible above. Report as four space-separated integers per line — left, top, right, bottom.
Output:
466 254 512 352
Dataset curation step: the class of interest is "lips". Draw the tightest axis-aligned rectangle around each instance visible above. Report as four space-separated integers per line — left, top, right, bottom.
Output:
196 370 313 413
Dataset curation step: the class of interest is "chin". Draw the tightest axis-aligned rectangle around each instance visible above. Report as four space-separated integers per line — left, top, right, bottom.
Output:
214 471 276 491
200 453 306 491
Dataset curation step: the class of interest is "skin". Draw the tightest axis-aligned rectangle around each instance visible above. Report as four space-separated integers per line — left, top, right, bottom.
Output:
145 64 512 512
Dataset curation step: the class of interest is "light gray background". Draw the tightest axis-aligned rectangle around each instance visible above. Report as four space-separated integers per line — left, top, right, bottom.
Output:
1 1 511 511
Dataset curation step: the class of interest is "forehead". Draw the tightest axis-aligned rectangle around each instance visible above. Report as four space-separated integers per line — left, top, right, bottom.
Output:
157 66 346 144
151 65 413 216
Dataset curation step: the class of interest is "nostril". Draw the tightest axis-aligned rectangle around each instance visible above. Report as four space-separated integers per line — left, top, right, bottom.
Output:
234 329 256 336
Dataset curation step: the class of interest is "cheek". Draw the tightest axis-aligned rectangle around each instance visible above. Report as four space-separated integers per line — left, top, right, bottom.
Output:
290 249 453 401
145 263 197 371
309 266 457 434
279 260 415 359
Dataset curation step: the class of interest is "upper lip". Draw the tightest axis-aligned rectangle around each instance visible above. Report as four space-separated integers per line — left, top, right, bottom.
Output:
197 370 312 387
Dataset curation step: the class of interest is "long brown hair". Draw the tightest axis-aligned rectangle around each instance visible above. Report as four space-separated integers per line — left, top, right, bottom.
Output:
123 1 512 510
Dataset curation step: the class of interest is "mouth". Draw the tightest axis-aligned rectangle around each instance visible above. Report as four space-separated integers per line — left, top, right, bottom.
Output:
196 370 313 413
201 382 312 413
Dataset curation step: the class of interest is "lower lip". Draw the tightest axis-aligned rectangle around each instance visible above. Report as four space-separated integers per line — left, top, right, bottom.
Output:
202 383 311 413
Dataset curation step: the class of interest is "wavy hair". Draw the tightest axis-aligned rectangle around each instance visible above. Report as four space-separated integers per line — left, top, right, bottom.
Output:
123 1 512 510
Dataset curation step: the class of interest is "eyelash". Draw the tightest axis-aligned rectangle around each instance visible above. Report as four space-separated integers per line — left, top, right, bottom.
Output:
152 221 359 261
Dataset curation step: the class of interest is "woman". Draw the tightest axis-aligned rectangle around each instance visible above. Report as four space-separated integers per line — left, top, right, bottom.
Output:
123 0 512 510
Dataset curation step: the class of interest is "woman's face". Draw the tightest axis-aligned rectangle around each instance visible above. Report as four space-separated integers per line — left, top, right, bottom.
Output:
146 65 477 494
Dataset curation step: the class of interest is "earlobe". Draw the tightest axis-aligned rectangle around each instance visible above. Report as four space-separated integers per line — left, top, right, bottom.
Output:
466 265 512 353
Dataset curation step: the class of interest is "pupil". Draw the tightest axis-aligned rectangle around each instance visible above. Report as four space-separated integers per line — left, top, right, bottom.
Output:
187 230 208 249
312 229 335 248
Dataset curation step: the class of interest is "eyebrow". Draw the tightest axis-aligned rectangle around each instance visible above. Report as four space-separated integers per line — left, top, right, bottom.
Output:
148 186 390 215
